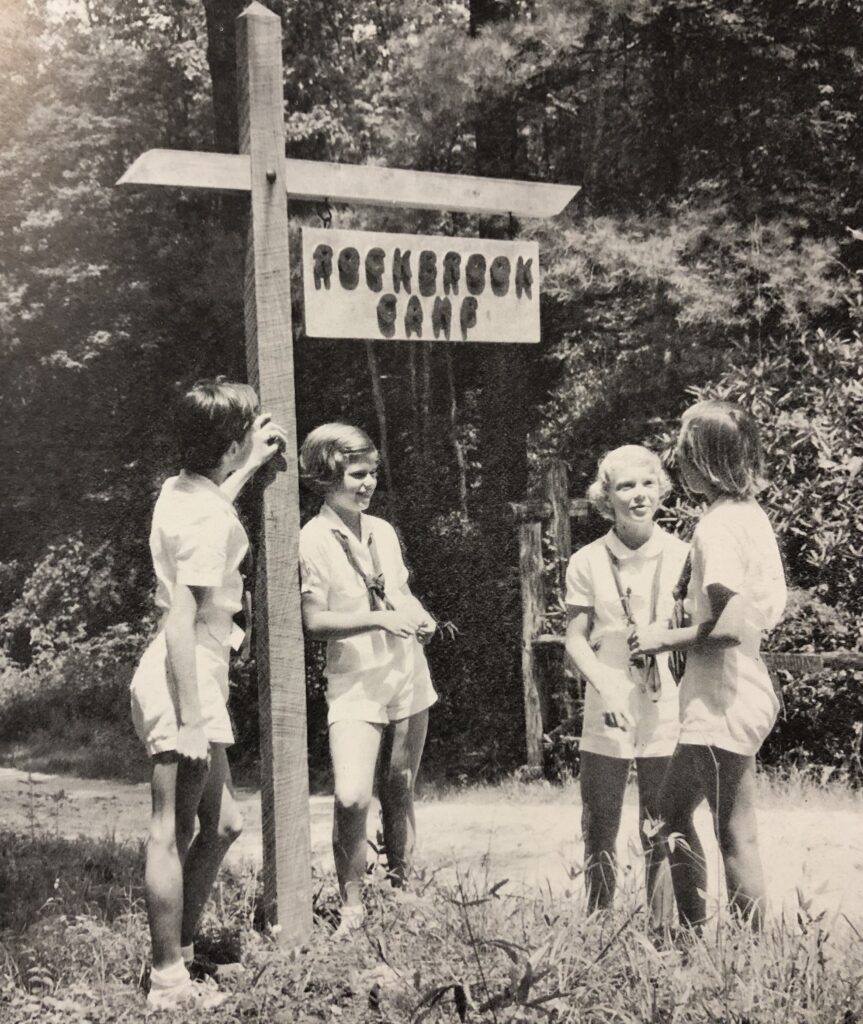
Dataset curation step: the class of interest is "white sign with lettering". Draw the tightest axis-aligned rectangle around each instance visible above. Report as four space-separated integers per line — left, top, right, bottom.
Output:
301 227 540 344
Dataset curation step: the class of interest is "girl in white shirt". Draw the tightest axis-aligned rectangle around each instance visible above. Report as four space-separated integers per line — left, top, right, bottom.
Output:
299 424 437 938
630 400 787 930
565 445 691 927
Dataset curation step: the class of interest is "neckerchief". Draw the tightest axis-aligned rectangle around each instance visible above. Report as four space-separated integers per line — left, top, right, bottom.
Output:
331 529 395 612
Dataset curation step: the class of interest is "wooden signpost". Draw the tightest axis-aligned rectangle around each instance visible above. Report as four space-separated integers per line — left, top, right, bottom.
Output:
119 1 579 947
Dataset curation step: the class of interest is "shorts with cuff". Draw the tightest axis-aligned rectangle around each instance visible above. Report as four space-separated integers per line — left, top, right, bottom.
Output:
580 633 679 760
326 661 438 726
130 626 235 756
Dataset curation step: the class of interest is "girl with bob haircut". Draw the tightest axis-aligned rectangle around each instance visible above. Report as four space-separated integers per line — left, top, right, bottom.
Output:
565 444 691 928
630 400 786 930
298 423 437 938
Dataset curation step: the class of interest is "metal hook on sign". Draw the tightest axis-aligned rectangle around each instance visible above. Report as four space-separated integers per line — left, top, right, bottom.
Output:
316 199 333 229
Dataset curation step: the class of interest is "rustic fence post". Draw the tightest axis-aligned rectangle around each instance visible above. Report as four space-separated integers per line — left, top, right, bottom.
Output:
519 518 545 768
542 459 571 592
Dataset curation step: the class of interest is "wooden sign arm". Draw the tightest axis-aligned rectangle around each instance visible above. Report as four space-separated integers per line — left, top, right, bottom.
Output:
117 149 580 219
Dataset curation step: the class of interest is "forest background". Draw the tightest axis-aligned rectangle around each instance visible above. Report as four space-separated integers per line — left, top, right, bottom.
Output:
1 0 862 788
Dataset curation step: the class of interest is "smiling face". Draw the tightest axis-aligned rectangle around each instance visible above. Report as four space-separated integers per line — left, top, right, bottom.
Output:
608 458 661 530
325 454 379 518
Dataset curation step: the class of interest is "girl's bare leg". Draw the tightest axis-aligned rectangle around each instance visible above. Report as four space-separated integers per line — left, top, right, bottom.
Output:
635 756 675 930
180 745 244 949
659 745 708 929
579 752 630 912
146 753 208 970
693 747 766 928
329 720 383 905
377 708 429 887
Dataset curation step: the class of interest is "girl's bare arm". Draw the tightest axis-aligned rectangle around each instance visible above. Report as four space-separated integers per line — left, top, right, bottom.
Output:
630 583 744 658
163 583 209 760
301 591 423 640
565 607 634 731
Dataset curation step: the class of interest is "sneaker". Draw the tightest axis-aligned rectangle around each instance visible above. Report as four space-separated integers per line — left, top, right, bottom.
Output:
331 903 365 941
146 978 230 1010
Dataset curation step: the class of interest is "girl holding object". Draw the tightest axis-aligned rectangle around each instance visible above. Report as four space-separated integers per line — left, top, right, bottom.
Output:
630 400 787 929
298 424 437 938
564 445 691 927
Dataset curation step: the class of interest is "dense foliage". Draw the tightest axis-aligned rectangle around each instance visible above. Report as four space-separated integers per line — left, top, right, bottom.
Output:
1 0 862 780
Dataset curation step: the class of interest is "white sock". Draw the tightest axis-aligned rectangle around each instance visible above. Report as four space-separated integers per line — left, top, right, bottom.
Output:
150 960 189 991
181 944 195 966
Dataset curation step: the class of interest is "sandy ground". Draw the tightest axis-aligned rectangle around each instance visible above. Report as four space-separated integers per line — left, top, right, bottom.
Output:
2 767 861 927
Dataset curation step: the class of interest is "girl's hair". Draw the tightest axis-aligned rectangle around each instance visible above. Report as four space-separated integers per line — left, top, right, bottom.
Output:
676 399 765 499
587 445 671 521
174 377 259 475
299 423 378 494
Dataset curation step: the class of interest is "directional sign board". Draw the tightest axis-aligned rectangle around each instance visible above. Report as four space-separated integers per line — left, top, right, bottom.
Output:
302 227 540 344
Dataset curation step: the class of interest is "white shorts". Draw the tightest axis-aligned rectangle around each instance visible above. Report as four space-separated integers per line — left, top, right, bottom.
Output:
677 649 780 756
130 627 234 756
326 662 437 726
580 635 679 760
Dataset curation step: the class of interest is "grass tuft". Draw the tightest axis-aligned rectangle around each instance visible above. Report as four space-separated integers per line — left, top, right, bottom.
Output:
1 824 861 1023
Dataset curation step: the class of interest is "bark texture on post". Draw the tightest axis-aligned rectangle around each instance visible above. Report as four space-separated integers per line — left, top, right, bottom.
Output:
237 0 311 946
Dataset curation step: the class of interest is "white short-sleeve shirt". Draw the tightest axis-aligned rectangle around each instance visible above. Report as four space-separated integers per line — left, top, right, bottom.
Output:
565 527 690 647
299 503 430 687
130 471 249 754
150 471 249 645
564 526 689 758
679 497 787 755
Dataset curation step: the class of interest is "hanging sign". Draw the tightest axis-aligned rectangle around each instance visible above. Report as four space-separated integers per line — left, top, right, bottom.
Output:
301 227 540 344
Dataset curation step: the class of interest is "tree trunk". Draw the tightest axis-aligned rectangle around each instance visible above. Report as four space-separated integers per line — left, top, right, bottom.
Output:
364 341 395 505
470 0 529 533
443 346 468 516
202 0 249 232
420 343 433 473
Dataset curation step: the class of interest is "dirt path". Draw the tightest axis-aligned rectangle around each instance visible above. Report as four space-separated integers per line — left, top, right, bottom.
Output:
3 768 861 926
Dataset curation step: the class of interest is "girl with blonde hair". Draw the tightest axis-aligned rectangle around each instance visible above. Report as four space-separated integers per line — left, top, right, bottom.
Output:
565 444 692 926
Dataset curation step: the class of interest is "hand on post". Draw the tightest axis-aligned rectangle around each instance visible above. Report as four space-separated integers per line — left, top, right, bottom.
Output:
248 413 288 470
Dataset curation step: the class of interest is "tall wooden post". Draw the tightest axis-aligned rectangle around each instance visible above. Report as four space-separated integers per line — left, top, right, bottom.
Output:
237 2 311 945
519 518 545 768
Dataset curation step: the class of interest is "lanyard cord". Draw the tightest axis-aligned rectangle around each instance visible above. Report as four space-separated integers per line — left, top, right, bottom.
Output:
605 546 664 626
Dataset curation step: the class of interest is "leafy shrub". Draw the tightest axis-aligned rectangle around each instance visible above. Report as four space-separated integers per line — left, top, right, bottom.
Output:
0 536 129 667
763 589 863 781
0 624 150 779
681 328 863 607
407 510 527 780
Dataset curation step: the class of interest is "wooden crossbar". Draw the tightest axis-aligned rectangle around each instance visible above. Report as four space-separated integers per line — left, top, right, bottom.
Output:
532 633 863 672
118 149 580 218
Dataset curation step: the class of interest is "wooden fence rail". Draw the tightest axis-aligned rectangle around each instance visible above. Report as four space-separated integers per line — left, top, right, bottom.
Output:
516 459 863 768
